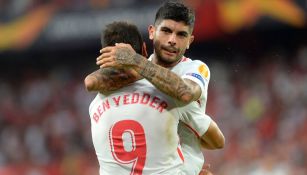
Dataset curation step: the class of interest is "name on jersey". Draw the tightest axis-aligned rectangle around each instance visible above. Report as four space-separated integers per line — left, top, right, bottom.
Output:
92 92 168 123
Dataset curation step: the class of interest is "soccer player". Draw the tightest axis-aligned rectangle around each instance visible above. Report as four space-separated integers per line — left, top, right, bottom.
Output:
88 21 214 174
93 1 224 174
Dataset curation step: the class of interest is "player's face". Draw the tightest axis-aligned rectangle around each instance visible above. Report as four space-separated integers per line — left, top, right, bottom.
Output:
148 19 194 67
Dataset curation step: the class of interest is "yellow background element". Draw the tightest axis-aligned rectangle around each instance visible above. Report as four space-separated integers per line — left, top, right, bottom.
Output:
0 4 56 51
218 0 305 33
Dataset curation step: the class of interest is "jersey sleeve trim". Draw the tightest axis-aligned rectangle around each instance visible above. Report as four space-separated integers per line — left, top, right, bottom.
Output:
182 74 206 99
181 114 212 137
182 122 201 138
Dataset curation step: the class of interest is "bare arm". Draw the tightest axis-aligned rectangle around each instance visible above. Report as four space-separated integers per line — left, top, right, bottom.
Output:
135 54 201 103
199 120 225 150
97 44 201 103
84 67 136 93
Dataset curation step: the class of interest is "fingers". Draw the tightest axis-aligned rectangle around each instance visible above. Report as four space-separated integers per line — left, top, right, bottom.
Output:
97 47 115 67
100 46 113 54
115 43 129 47
96 51 114 66
96 52 112 61
101 43 132 53
96 57 114 67
100 43 129 52
97 44 134 68
99 62 115 68
115 43 134 51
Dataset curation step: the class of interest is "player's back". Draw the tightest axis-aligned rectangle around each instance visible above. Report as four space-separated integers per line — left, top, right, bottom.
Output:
89 79 185 175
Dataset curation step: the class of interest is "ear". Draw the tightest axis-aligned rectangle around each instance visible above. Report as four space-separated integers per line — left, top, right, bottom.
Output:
148 25 155 40
142 42 148 57
187 35 194 49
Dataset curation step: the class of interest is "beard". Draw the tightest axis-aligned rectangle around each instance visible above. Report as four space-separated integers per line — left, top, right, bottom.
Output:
153 40 184 67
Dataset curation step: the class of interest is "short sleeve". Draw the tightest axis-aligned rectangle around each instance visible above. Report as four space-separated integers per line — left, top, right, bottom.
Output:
179 101 212 137
180 60 210 100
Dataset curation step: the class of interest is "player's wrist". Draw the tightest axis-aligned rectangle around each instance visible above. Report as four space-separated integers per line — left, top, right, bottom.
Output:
133 54 149 75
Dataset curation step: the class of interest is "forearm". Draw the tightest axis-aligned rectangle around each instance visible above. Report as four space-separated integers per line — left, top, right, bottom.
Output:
133 54 198 103
84 68 135 93
97 45 200 102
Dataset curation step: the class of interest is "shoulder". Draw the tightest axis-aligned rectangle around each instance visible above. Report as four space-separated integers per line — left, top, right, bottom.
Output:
182 58 210 79
190 59 209 69
194 60 210 80
180 57 209 68
89 93 103 112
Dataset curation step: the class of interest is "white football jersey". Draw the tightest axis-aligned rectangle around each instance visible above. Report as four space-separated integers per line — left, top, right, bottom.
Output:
169 56 212 175
89 56 212 175
89 79 187 175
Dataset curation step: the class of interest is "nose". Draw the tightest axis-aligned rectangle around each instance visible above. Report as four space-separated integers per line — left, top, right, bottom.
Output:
168 34 176 46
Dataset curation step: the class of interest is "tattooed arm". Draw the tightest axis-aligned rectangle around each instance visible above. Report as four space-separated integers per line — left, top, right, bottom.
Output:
84 67 137 93
135 54 201 103
97 44 201 103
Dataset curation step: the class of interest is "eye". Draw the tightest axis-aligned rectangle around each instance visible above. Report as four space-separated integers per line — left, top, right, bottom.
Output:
161 27 172 33
178 32 188 38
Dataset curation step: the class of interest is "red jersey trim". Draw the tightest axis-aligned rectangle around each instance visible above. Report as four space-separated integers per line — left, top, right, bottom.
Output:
180 57 190 62
177 147 185 162
182 122 201 139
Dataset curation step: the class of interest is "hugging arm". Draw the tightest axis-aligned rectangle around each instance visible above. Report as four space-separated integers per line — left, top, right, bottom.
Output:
97 44 202 103
84 67 136 93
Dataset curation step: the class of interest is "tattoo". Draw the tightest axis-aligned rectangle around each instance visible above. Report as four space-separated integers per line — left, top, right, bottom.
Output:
99 46 196 102
90 72 101 90
115 47 136 65
141 61 155 81
89 68 135 92
115 48 144 68
139 61 194 102
133 53 144 66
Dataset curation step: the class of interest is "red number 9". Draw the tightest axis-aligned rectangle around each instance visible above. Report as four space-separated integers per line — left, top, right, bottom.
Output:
109 120 147 175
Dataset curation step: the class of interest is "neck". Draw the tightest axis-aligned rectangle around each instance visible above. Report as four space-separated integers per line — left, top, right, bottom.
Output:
152 55 182 69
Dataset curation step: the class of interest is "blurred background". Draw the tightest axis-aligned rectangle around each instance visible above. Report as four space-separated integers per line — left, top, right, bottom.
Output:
0 0 306 174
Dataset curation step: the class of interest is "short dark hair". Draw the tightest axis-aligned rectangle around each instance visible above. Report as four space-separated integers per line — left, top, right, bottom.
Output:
154 1 195 29
101 21 143 54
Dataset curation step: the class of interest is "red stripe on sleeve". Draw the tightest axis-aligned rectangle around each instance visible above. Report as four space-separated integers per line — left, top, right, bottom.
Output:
177 147 185 162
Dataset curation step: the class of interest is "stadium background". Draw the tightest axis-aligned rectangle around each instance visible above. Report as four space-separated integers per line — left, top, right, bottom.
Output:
0 0 306 174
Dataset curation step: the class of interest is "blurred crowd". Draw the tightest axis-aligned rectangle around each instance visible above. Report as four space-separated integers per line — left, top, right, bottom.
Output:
204 45 307 175
0 0 164 20
0 45 306 175
0 63 98 175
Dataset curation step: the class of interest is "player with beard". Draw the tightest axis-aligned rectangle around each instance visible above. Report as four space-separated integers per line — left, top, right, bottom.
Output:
87 1 224 175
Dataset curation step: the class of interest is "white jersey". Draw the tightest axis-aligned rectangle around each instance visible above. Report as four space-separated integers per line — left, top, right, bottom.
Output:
169 56 212 175
89 79 187 175
89 56 212 175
